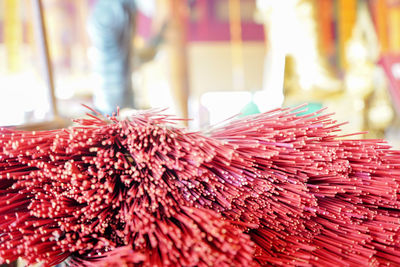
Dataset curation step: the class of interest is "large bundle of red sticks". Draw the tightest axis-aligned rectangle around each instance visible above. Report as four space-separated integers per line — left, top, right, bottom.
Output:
1 106 400 266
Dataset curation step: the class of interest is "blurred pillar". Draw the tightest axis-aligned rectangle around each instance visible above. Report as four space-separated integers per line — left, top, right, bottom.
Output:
388 1 400 53
375 0 389 53
4 0 22 72
337 0 357 69
229 0 245 91
166 0 189 121
75 0 90 58
316 0 335 57
25 0 35 51
32 0 58 118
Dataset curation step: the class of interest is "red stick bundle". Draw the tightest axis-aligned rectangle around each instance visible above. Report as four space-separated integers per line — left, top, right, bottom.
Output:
0 106 400 266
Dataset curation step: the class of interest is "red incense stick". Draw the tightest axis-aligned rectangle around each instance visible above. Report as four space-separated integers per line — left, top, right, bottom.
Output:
0 106 400 266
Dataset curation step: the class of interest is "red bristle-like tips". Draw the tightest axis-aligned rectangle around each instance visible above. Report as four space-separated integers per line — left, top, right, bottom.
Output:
0 106 400 266
69 207 254 267
0 110 255 266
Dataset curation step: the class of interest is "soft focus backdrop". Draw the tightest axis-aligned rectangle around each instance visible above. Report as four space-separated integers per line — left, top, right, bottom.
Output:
1 0 400 147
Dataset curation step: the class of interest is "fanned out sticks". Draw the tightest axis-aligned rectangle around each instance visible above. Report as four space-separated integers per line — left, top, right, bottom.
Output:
0 105 400 266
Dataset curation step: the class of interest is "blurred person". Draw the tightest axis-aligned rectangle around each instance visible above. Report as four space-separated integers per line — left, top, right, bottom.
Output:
88 0 137 114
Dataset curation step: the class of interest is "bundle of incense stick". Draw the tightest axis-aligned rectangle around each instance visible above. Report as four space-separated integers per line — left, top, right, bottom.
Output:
0 105 400 266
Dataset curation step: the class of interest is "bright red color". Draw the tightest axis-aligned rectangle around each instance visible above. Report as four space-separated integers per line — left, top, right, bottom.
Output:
0 106 400 266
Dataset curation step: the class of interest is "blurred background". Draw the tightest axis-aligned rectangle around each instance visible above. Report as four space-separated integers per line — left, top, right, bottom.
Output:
1 0 400 147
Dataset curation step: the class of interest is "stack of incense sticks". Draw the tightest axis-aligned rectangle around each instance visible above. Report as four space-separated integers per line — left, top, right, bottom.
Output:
0 105 400 266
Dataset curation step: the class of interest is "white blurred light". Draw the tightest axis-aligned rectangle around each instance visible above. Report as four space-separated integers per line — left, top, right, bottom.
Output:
391 63 400 79
0 72 50 126
254 90 284 112
201 91 252 125
135 0 156 17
